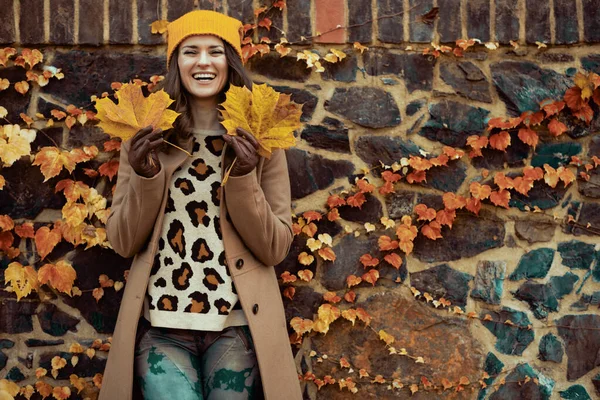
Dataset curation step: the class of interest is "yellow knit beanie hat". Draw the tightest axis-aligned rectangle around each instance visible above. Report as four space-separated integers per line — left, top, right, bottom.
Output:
166 10 244 69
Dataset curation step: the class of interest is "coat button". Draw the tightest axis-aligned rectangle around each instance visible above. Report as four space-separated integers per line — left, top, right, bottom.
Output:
236 259 244 269
252 304 259 314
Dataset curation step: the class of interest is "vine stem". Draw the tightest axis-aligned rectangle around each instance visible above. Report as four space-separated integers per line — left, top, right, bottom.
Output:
163 139 192 157
221 157 238 186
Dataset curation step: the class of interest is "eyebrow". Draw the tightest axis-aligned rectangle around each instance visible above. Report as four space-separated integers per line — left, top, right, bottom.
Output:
181 45 224 49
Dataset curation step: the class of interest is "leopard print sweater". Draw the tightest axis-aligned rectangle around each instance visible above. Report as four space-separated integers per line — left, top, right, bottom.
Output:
143 130 247 331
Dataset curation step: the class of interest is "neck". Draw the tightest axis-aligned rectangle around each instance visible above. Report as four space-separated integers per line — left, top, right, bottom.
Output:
189 96 222 131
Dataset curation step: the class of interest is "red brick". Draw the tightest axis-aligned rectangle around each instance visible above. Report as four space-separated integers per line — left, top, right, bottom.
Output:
315 0 345 43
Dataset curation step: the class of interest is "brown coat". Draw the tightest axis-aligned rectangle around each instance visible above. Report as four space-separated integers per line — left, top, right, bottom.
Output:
99 137 302 400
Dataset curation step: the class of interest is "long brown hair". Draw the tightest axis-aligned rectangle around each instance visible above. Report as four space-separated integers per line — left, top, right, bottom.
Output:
158 40 253 150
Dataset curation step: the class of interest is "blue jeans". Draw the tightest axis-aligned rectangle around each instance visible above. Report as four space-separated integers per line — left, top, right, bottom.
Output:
134 319 262 400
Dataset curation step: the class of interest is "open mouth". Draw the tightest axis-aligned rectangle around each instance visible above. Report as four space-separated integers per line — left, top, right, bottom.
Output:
193 73 216 81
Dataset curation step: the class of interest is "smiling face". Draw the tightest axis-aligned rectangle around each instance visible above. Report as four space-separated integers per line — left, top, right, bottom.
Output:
177 35 229 103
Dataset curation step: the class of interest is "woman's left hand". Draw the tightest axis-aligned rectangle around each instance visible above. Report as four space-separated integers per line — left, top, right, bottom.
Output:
222 127 260 176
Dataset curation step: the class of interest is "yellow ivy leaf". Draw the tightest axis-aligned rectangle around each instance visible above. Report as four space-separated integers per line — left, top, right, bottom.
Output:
0 124 36 166
220 84 301 159
38 260 77 295
0 107 6 118
378 329 395 345
4 262 38 300
0 379 19 398
94 83 180 141
150 19 169 34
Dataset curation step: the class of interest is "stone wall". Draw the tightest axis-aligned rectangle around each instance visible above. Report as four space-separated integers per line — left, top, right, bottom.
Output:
1 0 600 399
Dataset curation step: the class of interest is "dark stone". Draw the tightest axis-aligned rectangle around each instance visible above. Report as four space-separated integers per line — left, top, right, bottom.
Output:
31 126 64 153
286 148 354 200
554 0 579 44
198 0 223 11
0 352 6 370
5 366 25 382
582 55 600 74
321 234 407 291
557 240 596 270
477 353 505 400
539 333 564 363
39 351 107 379
348 0 372 43
495 0 519 44
36 303 80 336
287 1 311 42
258 1 282 42
325 87 400 128
0 0 15 44
416 193 444 210
0 160 66 218
377 0 403 43
410 264 473 308
248 53 312 82
275 237 316 278
440 61 492 103
570 291 600 311
571 203 600 237
560 385 592 400
0 339 14 350
531 142 582 168
0 67 31 123
44 51 165 106
300 121 350 154
62 246 133 333
19 0 44 44
18 352 33 369
167 0 195 20
50 0 75 44
406 99 425 116
425 160 467 192
269 85 317 122
24 339 65 347
471 131 530 170
592 374 600 396
67 124 110 149
467 0 490 41
138 0 163 45
491 61 572 115
525 0 550 44
437 0 461 42
409 0 434 42
363 48 435 92
490 363 554 399
79 0 104 45
419 100 490 148
583 0 600 42
481 307 534 355
579 168 600 198
556 314 600 380
322 51 357 82
413 211 505 263
227 0 254 23
471 260 506 304
337 193 383 223
109 0 133 44
510 178 569 211
515 220 555 243
386 190 417 219
37 98 65 119
538 53 575 63
282 286 321 326
509 248 555 280
354 135 420 172
513 272 579 319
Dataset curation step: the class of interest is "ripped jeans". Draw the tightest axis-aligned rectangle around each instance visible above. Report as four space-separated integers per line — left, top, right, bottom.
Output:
134 318 263 400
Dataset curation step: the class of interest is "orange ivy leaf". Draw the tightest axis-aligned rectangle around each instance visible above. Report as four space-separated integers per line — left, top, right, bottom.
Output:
327 194 346 208
323 291 341 303
4 262 39 300
32 147 78 181
378 235 398 251
298 251 315 266
518 128 539 148
344 290 356 303
362 269 379 286
465 197 481 215
15 80 29 95
540 99 565 117
35 226 62 259
327 208 340 221
38 260 77 295
520 110 544 126
283 286 295 300
257 17 272 30
15 222 35 238
487 116 522 130
436 208 456 228
489 131 511 151
318 247 336 262
523 166 544 181
494 172 514 190
346 192 366 208
406 170 426 184
466 135 488 157
339 357 351 369
280 271 297 283
443 192 466 210
512 176 533 196
356 307 371 325
378 329 395 345
360 254 379 268
356 178 375 193
548 118 568 137
341 308 357 325
384 253 403 269
0 215 13 231
470 182 492 200
301 222 317 237
430 154 449 167
290 317 313 335
297 269 313 282
52 386 71 400
346 274 362 288
302 210 322 223
414 203 436 221
573 103 594 123
443 146 465 160
103 139 121 152
381 170 401 183
490 189 511 209
408 156 433 171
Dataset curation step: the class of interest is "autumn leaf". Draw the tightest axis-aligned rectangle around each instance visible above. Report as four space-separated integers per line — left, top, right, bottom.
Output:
414 203 436 221
318 247 336 262
290 317 313 335
360 254 379 268
33 147 94 181
4 262 39 300
443 192 466 210
0 124 36 166
344 291 356 303
489 131 511 151
298 251 314 266
436 208 456 228
548 118 568 137
15 222 34 238
362 269 379 286
94 83 180 141
98 159 119 181
378 235 399 251
346 274 362 288
346 192 366 208
323 291 341 304
220 84 301 159
378 329 395 345
490 189 511 209
470 182 492 200
38 260 77 295
150 19 169 34
297 269 313 282
421 221 442 240
35 226 62 259
465 197 481 215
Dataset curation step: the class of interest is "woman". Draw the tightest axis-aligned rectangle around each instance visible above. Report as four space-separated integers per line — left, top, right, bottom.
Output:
99 10 302 400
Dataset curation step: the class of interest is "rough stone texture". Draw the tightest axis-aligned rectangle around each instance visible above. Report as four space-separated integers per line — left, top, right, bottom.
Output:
24 339 64 347
471 131 530 170
471 260 506 304
286 148 355 200
531 142 582 168
481 307 535 355
0 0 15 44
79 0 104 45
510 179 569 211
227 0 253 23
248 53 313 82
377 0 403 43
558 240 596 270
556 314 600 380
300 119 350 154
437 0 461 43
477 352 505 399
325 87 401 128
413 211 505 263
409 0 434 43
0 293 39 334
286 0 311 42
579 168 600 198
19 0 44 44
582 55 600 74
495 0 519 44
138 0 163 45
592 375 600 397
419 101 490 148
537 53 576 63
337 193 383 223
539 333 564 363
348 0 372 43
363 48 435 92
509 248 555 280
560 385 592 400
515 220 556 243
554 0 578 44
36 303 80 336
513 272 579 319
525 0 550 44
282 286 322 326
490 363 554 399
582 0 600 42
0 67 31 123
167 0 195 20
570 291 600 311
6 366 25 382
355 136 421 173
67 125 110 149
467 0 490 42
109 0 133 44
570 202 600 237
424 160 467 193
439 61 492 103
322 51 357 82
406 99 425 116
491 61 572 116
311 292 485 399
50 0 75 45
270 85 318 122
39 352 106 379
410 264 473 308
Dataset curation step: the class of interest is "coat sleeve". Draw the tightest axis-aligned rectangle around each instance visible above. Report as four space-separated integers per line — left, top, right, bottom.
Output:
223 148 293 266
105 141 167 258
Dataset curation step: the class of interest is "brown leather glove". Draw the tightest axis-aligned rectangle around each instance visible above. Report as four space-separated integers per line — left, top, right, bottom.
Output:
222 127 260 177
128 125 163 178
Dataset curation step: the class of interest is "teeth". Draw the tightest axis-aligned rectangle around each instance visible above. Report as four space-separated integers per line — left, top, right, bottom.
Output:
193 73 216 80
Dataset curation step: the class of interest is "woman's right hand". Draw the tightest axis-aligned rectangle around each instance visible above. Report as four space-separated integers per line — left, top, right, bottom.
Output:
128 125 164 178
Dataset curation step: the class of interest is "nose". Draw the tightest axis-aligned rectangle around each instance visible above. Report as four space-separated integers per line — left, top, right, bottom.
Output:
197 50 210 66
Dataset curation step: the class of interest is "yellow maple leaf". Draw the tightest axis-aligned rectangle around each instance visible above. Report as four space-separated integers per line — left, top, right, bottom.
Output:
32 147 92 181
0 124 36 166
38 260 77 295
4 262 39 300
94 83 179 141
219 84 301 159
